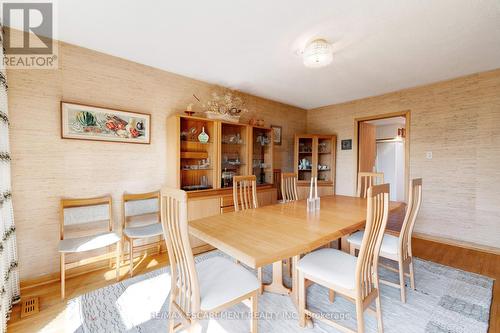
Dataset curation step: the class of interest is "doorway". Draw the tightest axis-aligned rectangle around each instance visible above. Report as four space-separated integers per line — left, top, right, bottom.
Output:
356 111 410 232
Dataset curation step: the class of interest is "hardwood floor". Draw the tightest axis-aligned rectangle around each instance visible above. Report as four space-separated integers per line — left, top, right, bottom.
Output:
8 238 499 333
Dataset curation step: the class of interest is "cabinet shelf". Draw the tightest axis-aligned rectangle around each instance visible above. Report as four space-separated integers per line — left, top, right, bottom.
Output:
181 139 213 144
222 163 246 166
181 151 209 159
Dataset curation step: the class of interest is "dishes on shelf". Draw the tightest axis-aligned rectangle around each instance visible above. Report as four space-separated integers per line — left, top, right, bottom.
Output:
221 169 236 188
299 158 312 170
182 158 210 170
298 142 313 153
181 184 212 191
252 160 269 169
256 133 270 146
221 133 243 145
318 142 329 153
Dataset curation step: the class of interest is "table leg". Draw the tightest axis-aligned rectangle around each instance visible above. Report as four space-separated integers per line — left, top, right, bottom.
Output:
263 261 291 295
291 255 299 306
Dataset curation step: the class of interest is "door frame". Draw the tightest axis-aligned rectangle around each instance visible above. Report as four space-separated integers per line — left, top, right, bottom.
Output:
354 110 411 201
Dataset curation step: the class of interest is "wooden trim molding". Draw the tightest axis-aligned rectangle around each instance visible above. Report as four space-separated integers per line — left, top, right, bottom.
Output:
354 110 411 200
413 232 500 255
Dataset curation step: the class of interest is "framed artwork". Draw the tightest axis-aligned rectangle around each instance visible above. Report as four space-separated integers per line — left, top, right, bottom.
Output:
271 125 282 145
341 139 352 150
61 102 151 144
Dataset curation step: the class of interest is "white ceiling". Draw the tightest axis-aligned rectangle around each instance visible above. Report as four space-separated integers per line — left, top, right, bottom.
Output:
13 0 500 109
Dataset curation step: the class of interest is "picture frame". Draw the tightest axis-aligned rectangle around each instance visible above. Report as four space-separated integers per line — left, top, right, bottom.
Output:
271 125 282 145
61 102 151 144
341 139 352 150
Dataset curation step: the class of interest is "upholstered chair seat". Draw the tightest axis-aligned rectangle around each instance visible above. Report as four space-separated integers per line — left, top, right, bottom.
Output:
123 223 163 239
348 231 399 258
298 248 357 290
197 256 260 311
59 231 120 253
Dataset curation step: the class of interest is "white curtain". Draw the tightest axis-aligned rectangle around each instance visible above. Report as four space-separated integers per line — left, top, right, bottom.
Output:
0 26 20 332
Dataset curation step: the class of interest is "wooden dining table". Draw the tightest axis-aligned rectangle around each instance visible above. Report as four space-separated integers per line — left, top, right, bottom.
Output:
189 195 403 305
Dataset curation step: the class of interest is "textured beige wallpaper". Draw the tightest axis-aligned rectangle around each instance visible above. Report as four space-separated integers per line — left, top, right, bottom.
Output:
7 41 306 280
307 69 500 249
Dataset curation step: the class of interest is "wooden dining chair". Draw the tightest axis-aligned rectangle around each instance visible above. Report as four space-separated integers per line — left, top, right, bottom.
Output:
232 175 264 292
348 178 423 303
161 187 259 333
279 172 299 276
281 172 299 202
297 184 390 333
58 196 121 299
233 175 258 211
357 172 384 198
122 190 162 277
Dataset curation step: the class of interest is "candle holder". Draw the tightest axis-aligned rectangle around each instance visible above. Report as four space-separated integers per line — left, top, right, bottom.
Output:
307 198 316 212
314 197 321 210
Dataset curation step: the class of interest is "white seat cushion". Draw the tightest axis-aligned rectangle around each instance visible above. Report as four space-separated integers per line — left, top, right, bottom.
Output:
298 248 357 290
197 256 259 311
59 232 120 253
347 231 399 257
124 223 163 238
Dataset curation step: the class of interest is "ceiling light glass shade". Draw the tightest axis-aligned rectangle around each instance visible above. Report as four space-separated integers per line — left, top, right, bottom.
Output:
303 39 333 68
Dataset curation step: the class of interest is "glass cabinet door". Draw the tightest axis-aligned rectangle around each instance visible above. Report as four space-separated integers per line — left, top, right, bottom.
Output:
317 137 334 183
179 117 215 191
297 136 314 182
220 123 248 188
251 127 273 185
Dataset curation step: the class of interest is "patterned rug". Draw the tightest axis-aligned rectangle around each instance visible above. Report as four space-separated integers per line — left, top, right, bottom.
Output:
67 251 493 333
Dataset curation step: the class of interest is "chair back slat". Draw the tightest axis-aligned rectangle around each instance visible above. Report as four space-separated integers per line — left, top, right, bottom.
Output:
357 172 384 198
60 196 112 240
161 187 200 314
281 173 299 202
233 175 258 211
399 178 423 260
356 183 390 300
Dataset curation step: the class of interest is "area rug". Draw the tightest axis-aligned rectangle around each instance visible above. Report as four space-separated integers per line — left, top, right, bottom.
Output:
67 251 493 333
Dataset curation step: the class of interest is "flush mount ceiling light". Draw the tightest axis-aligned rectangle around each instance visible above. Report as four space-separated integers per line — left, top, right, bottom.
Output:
302 38 333 68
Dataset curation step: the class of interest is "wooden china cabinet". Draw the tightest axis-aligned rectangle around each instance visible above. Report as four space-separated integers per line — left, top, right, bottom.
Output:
294 134 337 199
166 115 277 250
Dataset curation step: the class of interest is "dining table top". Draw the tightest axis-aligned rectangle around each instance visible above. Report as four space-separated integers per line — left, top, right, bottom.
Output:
189 195 403 269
